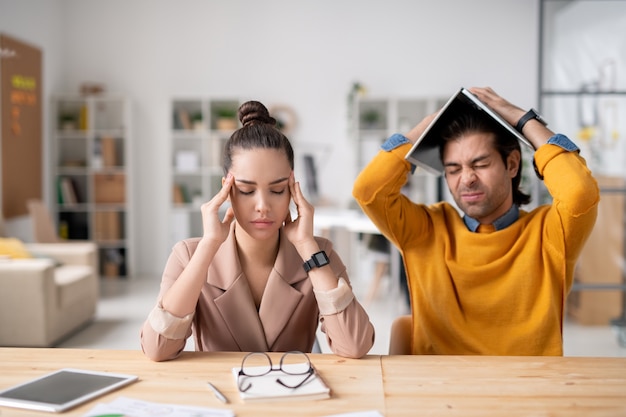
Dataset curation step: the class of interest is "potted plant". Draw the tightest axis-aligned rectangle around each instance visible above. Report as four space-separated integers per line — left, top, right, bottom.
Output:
190 112 205 131
59 112 78 130
361 109 381 129
215 107 238 131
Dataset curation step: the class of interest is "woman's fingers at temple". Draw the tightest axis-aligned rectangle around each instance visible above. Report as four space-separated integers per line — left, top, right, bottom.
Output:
222 206 235 224
216 173 234 204
200 174 234 242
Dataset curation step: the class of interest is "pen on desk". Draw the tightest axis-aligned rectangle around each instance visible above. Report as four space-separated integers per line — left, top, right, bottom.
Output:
207 381 229 404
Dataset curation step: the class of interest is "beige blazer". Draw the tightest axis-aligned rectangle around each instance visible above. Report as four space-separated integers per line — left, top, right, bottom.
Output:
141 225 374 361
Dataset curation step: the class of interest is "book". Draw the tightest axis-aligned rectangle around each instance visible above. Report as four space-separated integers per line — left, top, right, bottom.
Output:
178 108 192 130
60 177 78 205
56 176 64 204
232 364 330 403
171 184 192 204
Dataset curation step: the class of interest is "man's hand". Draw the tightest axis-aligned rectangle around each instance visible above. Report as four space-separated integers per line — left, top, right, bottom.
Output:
470 86 553 149
468 87 526 127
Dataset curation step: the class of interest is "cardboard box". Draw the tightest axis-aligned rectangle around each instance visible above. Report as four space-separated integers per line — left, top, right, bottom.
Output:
94 173 125 204
101 136 117 167
94 211 122 240
567 289 622 325
103 261 120 278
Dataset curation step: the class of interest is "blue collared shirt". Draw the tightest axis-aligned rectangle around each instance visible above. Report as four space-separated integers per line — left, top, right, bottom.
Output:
380 132 579 232
463 204 520 232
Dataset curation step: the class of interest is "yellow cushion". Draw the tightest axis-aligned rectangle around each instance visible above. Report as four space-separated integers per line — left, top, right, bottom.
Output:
0 237 32 259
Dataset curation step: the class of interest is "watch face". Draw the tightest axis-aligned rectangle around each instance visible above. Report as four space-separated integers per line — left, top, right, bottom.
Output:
313 252 329 266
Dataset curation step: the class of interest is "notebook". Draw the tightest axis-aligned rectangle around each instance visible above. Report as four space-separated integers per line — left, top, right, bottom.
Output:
232 365 330 403
404 87 533 175
0 368 138 413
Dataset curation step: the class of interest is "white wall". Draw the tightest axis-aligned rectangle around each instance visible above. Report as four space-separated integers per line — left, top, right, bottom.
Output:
545 0 626 177
1 0 540 277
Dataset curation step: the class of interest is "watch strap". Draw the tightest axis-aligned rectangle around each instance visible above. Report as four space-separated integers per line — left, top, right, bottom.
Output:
515 108 547 133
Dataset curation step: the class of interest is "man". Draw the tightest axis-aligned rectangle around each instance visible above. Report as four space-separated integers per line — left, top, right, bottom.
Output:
353 87 599 355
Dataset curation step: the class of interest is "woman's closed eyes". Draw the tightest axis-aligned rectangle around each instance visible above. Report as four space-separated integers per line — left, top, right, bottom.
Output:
235 177 290 196
236 187 287 196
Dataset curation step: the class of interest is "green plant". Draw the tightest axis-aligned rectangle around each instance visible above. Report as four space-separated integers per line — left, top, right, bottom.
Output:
215 107 237 119
190 112 203 122
361 109 380 126
60 112 77 122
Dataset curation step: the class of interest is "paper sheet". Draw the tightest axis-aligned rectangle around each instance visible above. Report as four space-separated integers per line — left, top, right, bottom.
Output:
83 396 234 417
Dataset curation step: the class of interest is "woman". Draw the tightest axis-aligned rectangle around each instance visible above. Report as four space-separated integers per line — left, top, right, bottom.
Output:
141 101 374 361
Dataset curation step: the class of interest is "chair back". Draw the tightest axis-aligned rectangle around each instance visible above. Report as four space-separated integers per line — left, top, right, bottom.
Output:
389 314 412 355
27 199 60 243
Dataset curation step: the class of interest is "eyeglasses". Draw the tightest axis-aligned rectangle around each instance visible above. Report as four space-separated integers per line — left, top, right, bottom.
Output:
237 351 315 393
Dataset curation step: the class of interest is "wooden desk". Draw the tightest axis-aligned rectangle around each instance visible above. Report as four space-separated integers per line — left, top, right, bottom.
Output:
0 348 384 417
1 349 626 416
381 355 626 416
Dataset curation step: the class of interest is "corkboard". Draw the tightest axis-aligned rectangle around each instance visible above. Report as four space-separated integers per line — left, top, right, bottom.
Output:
0 33 42 219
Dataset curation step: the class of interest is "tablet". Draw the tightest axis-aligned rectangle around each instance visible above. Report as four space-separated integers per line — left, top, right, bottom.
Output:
0 368 138 413
405 87 533 175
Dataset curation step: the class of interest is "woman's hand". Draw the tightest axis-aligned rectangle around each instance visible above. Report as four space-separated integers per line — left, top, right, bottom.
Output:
283 173 320 258
200 173 235 246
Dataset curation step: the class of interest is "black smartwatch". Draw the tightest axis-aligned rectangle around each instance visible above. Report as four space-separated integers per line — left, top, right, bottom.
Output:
515 108 547 133
303 251 330 272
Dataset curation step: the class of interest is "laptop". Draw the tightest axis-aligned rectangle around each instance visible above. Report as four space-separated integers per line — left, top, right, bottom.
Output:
404 87 533 175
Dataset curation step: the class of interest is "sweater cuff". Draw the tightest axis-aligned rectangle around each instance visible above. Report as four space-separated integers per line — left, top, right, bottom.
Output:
313 277 354 315
147 301 194 340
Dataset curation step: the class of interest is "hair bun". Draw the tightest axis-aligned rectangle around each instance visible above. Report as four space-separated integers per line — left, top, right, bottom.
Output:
238 101 277 127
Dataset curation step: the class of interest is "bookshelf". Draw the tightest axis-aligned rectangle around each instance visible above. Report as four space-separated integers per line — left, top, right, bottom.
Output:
169 97 240 248
351 96 447 205
52 94 132 278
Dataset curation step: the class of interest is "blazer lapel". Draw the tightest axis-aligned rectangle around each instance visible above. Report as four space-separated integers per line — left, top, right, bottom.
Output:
210 225 269 351
214 276 269 351
259 230 310 348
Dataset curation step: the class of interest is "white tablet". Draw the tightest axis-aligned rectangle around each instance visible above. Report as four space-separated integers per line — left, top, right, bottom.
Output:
0 368 138 413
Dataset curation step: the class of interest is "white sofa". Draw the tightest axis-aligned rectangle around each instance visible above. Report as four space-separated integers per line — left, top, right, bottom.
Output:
0 242 99 347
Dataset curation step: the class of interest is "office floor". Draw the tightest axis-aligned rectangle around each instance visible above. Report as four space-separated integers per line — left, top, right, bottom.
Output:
57 270 626 357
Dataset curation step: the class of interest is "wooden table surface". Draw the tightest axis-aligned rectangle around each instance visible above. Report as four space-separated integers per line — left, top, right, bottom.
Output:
381 355 626 416
0 348 384 417
1 348 626 416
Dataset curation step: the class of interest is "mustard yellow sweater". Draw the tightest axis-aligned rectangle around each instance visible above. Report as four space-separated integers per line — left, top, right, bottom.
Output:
353 141 599 355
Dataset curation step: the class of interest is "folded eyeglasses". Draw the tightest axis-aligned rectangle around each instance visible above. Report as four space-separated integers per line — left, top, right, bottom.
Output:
237 351 316 393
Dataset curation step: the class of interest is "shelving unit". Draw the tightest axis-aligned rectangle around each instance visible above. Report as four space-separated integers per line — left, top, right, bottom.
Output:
538 0 626 343
351 96 448 205
52 94 132 279
169 98 240 248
